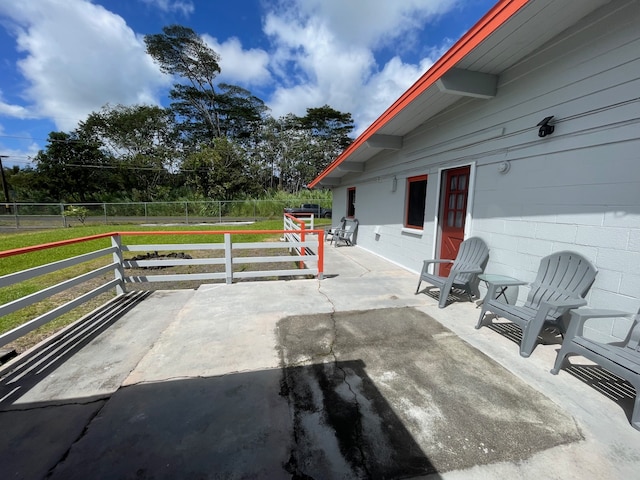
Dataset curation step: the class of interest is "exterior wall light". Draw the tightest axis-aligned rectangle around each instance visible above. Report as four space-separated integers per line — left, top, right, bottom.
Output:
392 176 398 192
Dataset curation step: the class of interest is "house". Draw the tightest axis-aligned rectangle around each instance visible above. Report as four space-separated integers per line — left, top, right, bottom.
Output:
309 0 640 343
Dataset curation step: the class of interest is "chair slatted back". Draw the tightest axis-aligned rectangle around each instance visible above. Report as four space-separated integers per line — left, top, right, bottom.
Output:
451 237 489 283
626 313 640 352
525 251 597 317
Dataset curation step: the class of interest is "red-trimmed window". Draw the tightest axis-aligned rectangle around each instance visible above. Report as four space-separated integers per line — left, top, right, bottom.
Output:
405 175 428 229
347 187 356 218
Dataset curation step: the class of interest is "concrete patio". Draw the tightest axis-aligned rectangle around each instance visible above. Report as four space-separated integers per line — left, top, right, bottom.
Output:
1 244 639 479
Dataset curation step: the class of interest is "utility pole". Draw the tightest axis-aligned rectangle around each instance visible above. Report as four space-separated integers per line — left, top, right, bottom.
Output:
0 155 11 212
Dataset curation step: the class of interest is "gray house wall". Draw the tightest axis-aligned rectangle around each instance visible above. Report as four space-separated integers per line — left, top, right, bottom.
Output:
328 1 640 342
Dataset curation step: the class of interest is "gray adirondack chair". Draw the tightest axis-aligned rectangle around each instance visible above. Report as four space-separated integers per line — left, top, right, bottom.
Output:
550 308 640 430
415 237 489 309
334 218 359 246
476 251 597 357
326 217 346 245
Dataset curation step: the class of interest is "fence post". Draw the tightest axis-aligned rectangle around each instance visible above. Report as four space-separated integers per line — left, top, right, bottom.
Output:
299 222 306 269
103 203 107 224
317 229 324 280
224 233 233 284
185 201 189 225
13 202 19 228
60 203 67 227
219 201 222 223
111 234 126 295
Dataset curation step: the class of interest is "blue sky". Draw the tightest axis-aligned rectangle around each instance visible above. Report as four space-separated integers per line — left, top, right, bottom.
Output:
0 0 497 168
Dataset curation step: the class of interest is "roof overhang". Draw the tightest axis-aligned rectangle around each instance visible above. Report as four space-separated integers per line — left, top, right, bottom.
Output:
309 0 611 189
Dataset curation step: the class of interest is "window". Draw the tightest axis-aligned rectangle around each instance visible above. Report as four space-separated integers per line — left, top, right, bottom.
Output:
405 175 428 229
347 187 356 218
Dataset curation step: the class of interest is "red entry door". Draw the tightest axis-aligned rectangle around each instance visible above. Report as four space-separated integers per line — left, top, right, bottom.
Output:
439 166 471 276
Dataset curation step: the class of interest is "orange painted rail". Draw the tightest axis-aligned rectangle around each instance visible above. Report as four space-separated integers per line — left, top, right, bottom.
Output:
0 229 325 278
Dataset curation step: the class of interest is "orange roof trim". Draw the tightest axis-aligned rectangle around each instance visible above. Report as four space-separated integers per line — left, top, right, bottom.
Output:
308 0 529 188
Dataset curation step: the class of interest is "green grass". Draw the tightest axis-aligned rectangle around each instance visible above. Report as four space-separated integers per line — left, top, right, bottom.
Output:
0 218 331 352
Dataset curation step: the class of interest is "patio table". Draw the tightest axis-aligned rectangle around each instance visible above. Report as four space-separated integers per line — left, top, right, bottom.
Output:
476 273 525 306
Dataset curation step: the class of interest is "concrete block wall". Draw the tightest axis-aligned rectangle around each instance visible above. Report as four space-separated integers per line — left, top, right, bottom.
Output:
327 0 640 341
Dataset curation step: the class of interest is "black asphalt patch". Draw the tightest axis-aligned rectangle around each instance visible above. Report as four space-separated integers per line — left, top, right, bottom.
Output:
277 307 583 478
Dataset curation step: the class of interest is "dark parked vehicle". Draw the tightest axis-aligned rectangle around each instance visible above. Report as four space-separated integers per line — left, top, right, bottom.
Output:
284 203 332 218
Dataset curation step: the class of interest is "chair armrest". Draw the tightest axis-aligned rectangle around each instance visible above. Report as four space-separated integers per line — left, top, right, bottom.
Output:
541 298 588 310
451 266 483 275
564 308 634 339
423 259 454 266
421 259 453 275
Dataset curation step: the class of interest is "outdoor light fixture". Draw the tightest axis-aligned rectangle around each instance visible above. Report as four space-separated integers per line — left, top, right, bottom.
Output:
537 116 555 137
391 176 398 192
497 161 511 174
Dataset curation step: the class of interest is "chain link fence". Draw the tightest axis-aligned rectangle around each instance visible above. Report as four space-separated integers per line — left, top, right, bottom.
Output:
0 199 333 230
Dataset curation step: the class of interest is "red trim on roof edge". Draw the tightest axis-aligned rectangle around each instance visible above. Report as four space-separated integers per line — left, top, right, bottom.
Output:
308 0 530 188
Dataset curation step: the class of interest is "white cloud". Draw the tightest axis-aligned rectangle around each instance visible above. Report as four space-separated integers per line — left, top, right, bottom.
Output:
262 0 455 134
202 35 271 87
139 0 194 16
0 92 34 119
0 0 168 131
278 0 456 49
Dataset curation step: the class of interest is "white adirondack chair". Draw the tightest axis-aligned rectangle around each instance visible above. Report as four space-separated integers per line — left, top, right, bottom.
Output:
415 237 489 309
476 251 597 357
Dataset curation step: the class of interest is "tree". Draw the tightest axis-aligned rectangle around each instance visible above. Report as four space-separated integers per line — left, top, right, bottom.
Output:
216 83 269 142
249 107 354 194
182 138 259 199
297 105 354 176
32 131 117 202
299 105 354 150
145 25 222 141
79 104 178 201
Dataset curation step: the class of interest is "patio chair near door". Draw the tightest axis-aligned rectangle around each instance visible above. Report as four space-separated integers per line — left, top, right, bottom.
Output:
415 237 489 308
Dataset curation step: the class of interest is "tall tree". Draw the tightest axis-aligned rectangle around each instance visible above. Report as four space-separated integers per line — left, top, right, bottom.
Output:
144 25 222 141
299 105 354 150
80 104 178 201
217 83 269 141
181 138 259 199
32 131 117 202
251 107 354 193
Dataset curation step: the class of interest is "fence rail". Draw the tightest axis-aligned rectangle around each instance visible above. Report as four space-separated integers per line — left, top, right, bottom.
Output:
0 227 324 348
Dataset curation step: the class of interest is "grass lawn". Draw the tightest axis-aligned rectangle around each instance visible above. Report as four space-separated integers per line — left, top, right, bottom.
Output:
0 219 330 354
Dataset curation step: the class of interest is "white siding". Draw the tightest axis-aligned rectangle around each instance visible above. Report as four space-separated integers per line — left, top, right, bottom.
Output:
331 0 640 340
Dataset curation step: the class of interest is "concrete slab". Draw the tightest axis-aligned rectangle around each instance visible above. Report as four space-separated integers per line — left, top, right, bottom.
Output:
47 371 293 480
0 289 194 479
277 307 582 477
1 244 639 479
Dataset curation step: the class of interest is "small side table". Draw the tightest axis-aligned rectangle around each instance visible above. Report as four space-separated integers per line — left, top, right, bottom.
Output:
477 274 523 307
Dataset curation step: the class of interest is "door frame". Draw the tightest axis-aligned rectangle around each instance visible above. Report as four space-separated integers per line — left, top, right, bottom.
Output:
430 161 477 262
